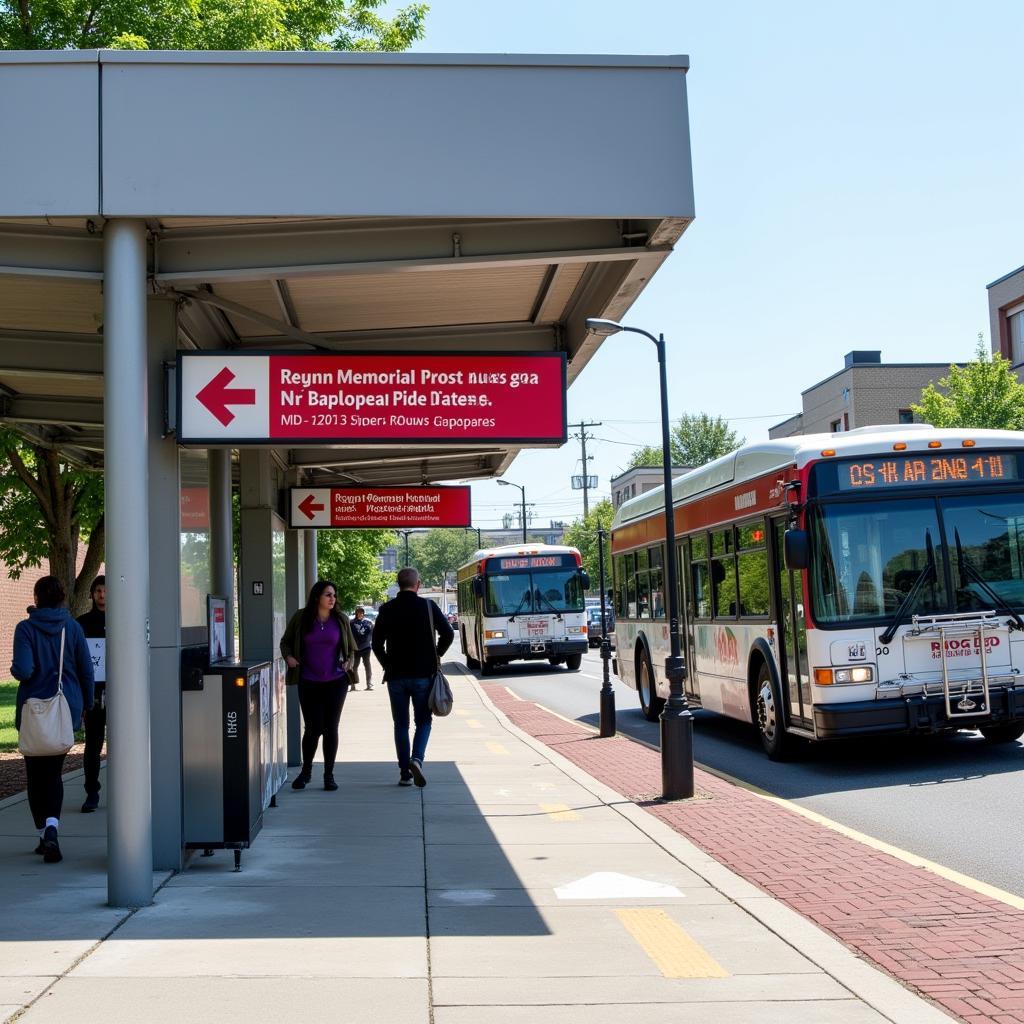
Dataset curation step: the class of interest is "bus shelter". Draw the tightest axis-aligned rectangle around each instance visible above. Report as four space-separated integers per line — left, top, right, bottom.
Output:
0 49 694 906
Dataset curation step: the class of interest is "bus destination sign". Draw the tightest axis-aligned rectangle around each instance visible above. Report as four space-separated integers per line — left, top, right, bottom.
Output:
498 556 563 570
838 453 1018 491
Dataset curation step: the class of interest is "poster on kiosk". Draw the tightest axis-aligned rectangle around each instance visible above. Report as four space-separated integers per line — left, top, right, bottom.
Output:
208 595 228 664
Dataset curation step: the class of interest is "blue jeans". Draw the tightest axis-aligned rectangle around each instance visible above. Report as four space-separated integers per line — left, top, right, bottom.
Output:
387 676 432 773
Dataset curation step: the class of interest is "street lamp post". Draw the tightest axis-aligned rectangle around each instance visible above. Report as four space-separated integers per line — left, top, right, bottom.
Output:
585 317 694 799
597 526 615 737
497 479 527 542
400 530 412 566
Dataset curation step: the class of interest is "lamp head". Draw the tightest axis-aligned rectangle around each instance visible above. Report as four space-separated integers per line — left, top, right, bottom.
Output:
586 317 623 337
496 479 511 487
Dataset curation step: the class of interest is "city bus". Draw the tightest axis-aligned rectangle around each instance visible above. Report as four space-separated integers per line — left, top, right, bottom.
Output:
610 425 1024 759
456 543 590 674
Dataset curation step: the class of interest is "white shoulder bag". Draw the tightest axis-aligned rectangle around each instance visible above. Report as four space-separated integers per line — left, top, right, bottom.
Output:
19 627 75 757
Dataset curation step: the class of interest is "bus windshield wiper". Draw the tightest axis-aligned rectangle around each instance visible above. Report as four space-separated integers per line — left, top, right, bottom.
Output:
507 591 533 621
533 588 563 620
879 530 936 645
953 527 1024 630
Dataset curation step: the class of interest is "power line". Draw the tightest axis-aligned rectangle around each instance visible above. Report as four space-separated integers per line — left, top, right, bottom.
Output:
570 420 601 517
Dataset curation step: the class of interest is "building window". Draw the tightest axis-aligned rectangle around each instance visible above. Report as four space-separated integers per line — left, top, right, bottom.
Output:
1010 307 1024 365
898 409 914 424
830 418 842 433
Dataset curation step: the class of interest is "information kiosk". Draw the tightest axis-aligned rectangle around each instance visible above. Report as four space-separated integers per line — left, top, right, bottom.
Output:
180 596 278 870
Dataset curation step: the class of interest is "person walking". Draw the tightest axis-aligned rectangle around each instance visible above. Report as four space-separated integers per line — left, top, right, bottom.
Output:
280 580 355 792
372 568 453 788
76 575 106 813
350 607 374 691
11 576 95 863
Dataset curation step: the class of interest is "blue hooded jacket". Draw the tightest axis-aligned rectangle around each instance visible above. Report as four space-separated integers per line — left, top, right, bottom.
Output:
11 607 95 732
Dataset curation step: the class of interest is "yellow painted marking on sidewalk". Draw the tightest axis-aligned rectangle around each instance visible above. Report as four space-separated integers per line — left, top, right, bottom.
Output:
540 802 580 822
454 709 470 717
615 908 728 979
486 742 509 755
466 719 483 729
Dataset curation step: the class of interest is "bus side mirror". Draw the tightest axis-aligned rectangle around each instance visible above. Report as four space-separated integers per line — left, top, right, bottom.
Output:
472 577 484 598
580 570 590 589
784 529 809 571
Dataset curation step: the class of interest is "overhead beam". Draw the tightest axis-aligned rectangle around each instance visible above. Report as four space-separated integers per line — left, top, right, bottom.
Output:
0 395 103 428
179 289 327 348
0 330 104 374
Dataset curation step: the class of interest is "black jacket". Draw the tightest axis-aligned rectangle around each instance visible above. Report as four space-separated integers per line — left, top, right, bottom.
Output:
77 607 105 639
372 590 454 681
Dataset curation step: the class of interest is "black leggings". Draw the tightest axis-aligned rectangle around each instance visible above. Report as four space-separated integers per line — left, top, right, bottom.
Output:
24 754 67 829
298 676 348 774
83 693 106 796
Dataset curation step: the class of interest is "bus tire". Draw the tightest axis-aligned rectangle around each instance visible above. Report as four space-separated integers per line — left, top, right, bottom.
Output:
548 656 563 667
753 660 794 761
480 658 496 676
462 628 480 670
564 653 582 671
637 646 665 722
979 722 1024 744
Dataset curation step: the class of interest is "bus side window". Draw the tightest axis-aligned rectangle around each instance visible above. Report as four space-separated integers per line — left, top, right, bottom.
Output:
625 553 637 618
712 555 737 618
692 558 711 619
649 546 665 619
737 522 769 617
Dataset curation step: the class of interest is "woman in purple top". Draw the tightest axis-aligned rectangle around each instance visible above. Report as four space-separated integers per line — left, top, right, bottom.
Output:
280 580 355 791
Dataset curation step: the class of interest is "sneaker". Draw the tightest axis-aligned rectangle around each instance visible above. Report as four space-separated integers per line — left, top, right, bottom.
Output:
398 776 414 787
81 793 99 813
323 773 338 791
291 769 311 790
409 758 427 788
41 825 62 864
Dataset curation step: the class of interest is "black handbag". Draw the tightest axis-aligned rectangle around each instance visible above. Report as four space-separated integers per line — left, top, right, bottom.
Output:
424 600 454 716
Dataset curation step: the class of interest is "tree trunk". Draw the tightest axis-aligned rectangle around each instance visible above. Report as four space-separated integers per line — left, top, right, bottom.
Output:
74 515 105 616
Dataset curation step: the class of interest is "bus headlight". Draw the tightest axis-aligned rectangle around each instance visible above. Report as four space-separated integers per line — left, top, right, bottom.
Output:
814 666 875 685
484 630 505 640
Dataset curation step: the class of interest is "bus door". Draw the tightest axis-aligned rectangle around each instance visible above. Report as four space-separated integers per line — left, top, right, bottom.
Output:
771 517 810 728
679 542 700 703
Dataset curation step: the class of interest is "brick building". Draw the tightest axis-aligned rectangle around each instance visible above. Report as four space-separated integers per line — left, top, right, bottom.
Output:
988 263 1024 369
769 351 960 438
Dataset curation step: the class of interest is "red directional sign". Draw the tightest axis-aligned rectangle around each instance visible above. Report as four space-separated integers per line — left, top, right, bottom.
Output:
288 487 471 529
178 352 567 445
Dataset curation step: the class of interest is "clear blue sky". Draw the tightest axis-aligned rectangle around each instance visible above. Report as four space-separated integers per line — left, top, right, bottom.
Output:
402 1 1024 531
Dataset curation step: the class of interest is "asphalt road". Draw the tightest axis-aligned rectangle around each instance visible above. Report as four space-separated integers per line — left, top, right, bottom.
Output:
453 639 1024 899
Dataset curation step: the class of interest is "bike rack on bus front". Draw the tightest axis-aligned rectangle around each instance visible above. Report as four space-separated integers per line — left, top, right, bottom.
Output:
907 610 999 719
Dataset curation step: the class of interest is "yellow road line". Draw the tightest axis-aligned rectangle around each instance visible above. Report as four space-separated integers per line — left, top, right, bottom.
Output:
540 802 580 822
486 742 509 755
615 908 728 979
465 719 483 729
530 701 1024 912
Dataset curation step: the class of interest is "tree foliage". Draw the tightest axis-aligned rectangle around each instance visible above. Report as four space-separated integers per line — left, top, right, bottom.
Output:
0 430 105 615
912 339 1024 429
316 528 396 609
628 413 744 470
562 498 614 594
0 0 428 51
408 529 478 589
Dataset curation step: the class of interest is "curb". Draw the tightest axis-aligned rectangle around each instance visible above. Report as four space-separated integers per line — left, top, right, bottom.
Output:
457 665 955 1024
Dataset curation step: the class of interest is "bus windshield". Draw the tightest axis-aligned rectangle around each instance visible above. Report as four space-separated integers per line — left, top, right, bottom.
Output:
485 569 585 616
808 492 1024 626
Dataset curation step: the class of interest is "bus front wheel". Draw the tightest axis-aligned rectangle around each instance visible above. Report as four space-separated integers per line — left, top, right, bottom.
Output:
754 661 794 761
637 648 665 722
564 653 582 671
462 628 480 670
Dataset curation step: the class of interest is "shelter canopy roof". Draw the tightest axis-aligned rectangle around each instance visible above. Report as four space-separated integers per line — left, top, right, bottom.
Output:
0 50 694 485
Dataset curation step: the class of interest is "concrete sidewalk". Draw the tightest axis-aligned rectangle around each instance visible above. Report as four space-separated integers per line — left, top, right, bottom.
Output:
0 668 952 1024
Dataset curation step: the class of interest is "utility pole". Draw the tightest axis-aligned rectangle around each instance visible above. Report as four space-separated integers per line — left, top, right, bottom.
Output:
571 420 602 517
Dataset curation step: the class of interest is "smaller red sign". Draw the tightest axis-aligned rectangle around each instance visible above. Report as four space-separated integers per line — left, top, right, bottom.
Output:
180 488 210 530
291 487 471 529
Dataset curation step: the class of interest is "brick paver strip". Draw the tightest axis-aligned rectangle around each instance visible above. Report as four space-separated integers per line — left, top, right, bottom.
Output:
483 683 1024 1024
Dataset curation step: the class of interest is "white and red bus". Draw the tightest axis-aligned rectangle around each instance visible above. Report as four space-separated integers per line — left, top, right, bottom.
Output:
456 543 590 674
610 425 1024 758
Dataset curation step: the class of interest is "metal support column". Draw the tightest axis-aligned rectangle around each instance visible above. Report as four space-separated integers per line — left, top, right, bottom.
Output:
304 528 318 592
104 219 153 907
208 448 235 661
147 296 184 872
284 474 305 766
